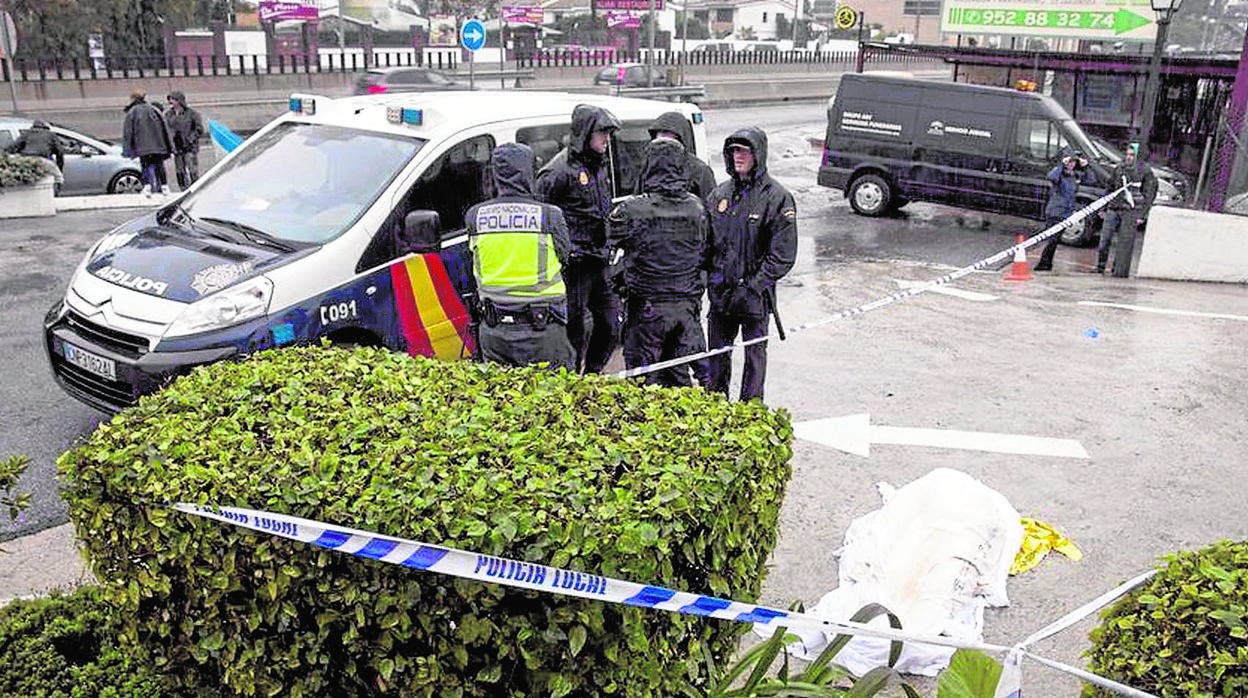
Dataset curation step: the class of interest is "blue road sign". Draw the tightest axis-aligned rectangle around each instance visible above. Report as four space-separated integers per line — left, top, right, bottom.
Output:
462 19 486 52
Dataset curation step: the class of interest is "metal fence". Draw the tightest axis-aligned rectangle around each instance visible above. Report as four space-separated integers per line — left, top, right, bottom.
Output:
0 47 942 82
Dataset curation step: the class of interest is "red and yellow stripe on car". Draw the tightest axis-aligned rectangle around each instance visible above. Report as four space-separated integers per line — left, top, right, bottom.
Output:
390 254 475 360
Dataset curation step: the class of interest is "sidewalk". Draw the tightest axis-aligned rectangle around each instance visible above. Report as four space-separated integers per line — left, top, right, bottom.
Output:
0 524 92 607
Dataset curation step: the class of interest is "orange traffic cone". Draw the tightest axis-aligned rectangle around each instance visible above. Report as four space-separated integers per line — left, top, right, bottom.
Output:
1003 234 1034 282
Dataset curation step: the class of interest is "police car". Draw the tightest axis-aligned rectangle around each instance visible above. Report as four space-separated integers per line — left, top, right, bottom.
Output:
44 91 710 412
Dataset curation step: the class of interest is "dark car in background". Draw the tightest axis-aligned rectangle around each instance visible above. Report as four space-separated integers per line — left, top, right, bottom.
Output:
0 117 143 195
352 67 470 95
593 62 672 88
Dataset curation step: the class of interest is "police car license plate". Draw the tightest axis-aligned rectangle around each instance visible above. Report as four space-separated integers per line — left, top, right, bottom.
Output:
63 342 117 381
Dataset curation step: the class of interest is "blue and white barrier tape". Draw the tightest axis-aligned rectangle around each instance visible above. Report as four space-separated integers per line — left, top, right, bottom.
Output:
175 502 1156 698
614 187 1127 381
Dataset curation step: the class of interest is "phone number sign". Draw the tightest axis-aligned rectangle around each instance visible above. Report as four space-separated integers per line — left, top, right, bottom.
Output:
940 0 1156 40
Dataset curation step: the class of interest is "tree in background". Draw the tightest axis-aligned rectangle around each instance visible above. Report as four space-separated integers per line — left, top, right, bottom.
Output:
775 13 792 40
673 12 710 40
5 0 253 57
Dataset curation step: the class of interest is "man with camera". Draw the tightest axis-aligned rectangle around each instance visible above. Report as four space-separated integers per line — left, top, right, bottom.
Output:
1034 151 1089 272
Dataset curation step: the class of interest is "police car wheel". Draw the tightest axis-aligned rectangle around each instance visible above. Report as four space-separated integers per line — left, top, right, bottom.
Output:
109 171 144 194
848 174 891 217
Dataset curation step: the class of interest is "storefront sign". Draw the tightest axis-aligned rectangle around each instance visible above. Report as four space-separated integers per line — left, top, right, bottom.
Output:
258 1 320 23
502 5 544 25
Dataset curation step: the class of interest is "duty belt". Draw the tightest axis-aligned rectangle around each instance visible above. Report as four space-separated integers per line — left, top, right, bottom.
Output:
479 299 564 330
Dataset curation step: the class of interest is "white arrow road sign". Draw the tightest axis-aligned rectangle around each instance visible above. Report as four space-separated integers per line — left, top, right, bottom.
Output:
795 414 1090 459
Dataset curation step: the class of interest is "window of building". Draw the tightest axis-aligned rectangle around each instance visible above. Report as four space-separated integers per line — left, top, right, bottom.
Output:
715 8 734 22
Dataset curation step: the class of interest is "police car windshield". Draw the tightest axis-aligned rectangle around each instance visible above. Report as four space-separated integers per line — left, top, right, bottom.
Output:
182 122 424 245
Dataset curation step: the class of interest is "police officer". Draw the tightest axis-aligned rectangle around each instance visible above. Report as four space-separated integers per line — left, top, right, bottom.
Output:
636 111 717 199
1096 142 1157 278
706 128 797 403
536 104 622 374
609 137 710 388
466 143 575 370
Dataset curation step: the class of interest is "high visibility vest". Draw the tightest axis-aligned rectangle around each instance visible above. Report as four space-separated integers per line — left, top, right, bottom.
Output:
469 200 565 304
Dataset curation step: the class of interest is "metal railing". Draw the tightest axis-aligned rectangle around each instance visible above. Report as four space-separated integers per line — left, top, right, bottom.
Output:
0 47 944 82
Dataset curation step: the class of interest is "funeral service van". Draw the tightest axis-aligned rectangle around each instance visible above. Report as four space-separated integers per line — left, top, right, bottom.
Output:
44 91 708 412
818 74 1112 244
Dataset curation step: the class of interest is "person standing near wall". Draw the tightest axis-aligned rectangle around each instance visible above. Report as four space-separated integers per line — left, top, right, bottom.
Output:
166 90 205 190
122 88 173 197
1095 143 1157 277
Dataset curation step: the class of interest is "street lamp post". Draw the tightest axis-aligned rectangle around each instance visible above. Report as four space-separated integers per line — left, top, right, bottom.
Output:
1136 0 1183 160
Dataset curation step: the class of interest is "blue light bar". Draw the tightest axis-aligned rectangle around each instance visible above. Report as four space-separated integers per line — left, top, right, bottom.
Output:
401 108 423 126
692 112 704 124
289 97 302 113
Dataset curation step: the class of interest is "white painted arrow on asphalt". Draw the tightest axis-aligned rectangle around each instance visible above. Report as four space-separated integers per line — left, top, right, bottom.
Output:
794 414 1089 459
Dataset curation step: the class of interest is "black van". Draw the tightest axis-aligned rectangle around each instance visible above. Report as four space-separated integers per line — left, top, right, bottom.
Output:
818 74 1109 245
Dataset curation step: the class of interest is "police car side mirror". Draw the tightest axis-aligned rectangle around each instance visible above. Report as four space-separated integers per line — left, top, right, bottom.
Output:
401 210 442 254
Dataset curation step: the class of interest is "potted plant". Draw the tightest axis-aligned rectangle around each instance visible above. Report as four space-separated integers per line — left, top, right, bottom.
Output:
0 154 57 218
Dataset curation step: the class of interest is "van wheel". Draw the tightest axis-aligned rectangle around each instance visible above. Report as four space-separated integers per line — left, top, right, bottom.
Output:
1061 206 1100 247
848 174 892 216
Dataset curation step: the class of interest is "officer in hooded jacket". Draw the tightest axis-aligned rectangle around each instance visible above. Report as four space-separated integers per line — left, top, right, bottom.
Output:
705 127 797 403
466 143 575 370
635 111 717 199
609 137 710 388
166 90 205 189
536 104 622 374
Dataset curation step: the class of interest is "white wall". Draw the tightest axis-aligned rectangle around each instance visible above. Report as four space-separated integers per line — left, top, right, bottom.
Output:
1137 207 1248 283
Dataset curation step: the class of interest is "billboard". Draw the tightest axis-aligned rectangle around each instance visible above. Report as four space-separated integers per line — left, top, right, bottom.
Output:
430 14 458 45
606 10 642 28
940 0 1157 41
341 0 425 32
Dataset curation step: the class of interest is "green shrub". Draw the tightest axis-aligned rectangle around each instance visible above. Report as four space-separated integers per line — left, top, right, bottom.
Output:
0 586 161 697
60 347 794 697
1083 539 1248 697
0 154 55 188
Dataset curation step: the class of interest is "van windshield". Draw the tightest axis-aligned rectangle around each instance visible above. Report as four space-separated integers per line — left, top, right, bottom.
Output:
1060 120 1098 161
182 122 424 245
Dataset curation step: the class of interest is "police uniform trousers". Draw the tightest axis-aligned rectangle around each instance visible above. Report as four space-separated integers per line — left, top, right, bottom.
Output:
563 256 621 374
707 311 770 402
479 305 575 371
623 297 707 388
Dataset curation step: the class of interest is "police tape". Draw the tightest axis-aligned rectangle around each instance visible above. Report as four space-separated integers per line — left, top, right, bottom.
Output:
614 187 1128 381
174 502 1157 698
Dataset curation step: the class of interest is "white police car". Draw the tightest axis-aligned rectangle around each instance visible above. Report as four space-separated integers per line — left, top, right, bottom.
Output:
44 91 709 411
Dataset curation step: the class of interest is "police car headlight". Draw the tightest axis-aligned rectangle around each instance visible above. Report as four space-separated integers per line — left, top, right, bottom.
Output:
165 276 273 337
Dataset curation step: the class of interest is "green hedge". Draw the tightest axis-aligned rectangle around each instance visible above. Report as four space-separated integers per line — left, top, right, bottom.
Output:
60 347 793 697
0 586 161 697
1083 539 1248 697
0 154 55 188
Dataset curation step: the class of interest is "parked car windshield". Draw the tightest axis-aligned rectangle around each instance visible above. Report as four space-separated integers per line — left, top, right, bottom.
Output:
181 122 424 245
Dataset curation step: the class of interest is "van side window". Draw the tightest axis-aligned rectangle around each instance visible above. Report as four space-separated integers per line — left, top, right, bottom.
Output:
517 125 570 173
1017 118 1069 162
358 134 495 272
611 121 658 197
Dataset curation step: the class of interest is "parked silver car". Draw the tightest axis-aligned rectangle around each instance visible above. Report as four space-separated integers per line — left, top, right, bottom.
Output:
0 117 143 195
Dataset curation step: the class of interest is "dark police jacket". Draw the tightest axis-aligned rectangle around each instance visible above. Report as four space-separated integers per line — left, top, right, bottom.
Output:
608 137 709 301
634 111 718 201
706 127 797 318
535 104 621 260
